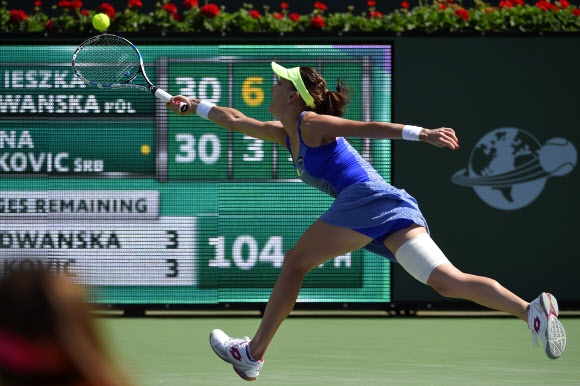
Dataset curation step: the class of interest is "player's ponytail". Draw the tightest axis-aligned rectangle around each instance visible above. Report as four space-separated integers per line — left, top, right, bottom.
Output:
299 67 350 117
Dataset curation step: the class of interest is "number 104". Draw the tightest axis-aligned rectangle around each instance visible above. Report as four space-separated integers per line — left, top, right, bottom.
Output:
208 235 283 270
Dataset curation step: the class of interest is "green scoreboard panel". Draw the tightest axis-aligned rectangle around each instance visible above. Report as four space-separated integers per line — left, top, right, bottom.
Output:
0 44 392 305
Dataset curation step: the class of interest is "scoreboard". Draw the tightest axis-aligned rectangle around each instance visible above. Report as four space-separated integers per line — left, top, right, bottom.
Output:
0 44 393 305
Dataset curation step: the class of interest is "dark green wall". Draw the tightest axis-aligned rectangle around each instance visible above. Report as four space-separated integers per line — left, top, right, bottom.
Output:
392 37 580 308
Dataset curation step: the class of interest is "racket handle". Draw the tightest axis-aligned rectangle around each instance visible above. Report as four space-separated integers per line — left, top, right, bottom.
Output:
154 88 188 113
176 101 188 113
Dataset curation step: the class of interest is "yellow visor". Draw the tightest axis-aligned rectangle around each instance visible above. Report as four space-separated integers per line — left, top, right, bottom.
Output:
271 62 316 109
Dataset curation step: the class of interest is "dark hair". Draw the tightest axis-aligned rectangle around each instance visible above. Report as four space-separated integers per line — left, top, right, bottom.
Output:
299 66 350 117
0 269 59 338
0 269 130 386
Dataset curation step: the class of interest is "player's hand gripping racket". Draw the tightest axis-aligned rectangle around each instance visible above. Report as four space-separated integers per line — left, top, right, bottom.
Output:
71 34 187 113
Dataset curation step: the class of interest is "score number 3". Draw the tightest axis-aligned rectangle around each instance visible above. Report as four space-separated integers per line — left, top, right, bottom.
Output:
165 230 179 278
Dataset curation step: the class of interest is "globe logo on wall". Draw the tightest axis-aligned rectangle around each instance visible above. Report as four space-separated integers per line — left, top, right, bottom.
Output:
451 128 577 210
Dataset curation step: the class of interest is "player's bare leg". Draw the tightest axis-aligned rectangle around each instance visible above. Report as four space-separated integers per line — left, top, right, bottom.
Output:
383 225 528 320
426 264 528 320
383 224 566 358
249 219 372 360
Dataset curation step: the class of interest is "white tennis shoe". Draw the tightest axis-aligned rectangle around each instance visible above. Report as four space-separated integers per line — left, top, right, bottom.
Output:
209 329 263 381
527 292 566 359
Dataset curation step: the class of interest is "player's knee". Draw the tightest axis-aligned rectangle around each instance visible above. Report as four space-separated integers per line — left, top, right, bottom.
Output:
482 278 502 295
429 279 457 298
395 233 451 285
427 269 465 298
430 273 502 299
281 248 314 277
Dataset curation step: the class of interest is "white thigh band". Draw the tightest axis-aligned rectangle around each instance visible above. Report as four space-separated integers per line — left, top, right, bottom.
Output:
394 233 450 284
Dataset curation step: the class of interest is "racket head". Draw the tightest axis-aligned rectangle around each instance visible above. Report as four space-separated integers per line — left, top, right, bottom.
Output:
71 34 146 89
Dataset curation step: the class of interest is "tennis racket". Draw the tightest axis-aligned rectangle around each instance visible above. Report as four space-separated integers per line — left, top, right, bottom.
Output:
71 34 187 113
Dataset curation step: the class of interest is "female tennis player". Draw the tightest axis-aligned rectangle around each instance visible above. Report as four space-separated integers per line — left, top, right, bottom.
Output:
167 62 566 381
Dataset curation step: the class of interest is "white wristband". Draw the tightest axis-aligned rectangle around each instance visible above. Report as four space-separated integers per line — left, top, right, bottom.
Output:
196 100 216 120
402 125 423 141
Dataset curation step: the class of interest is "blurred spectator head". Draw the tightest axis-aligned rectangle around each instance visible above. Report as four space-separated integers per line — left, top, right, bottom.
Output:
0 268 129 386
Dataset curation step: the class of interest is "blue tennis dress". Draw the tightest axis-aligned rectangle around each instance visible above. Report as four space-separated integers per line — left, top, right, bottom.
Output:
286 112 429 262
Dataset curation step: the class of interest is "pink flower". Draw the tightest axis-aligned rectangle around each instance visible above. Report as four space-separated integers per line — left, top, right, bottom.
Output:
281 2 289 9
401 1 410 8
288 12 300 21
499 1 514 9
559 0 570 9
200 3 220 18
59 0 82 10
310 14 324 28
99 3 116 19
314 2 327 10
34 1 42 6
454 8 469 20
10 9 27 22
162 3 177 13
536 1 548 10
249 9 262 18
536 1 558 11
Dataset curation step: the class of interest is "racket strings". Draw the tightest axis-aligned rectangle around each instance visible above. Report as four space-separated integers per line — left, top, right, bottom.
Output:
74 36 141 85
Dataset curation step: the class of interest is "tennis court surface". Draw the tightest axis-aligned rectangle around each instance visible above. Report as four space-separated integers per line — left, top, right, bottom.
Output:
100 316 579 385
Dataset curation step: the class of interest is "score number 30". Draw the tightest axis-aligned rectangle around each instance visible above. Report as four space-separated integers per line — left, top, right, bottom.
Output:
175 76 265 107
174 77 266 165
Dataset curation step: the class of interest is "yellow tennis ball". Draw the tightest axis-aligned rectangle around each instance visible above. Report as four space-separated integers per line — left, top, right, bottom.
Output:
140 144 151 155
92 13 110 31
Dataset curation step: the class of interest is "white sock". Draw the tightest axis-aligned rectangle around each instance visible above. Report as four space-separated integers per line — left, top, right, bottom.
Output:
247 343 259 362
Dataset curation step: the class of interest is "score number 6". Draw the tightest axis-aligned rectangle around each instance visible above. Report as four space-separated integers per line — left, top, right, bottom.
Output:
242 77 264 107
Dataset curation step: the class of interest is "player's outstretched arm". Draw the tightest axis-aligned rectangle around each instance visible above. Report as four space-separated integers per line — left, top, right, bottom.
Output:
301 112 459 150
166 96 287 145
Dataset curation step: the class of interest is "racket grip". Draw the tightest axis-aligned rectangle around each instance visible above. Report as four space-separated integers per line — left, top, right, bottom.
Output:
154 88 188 113
178 103 188 113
